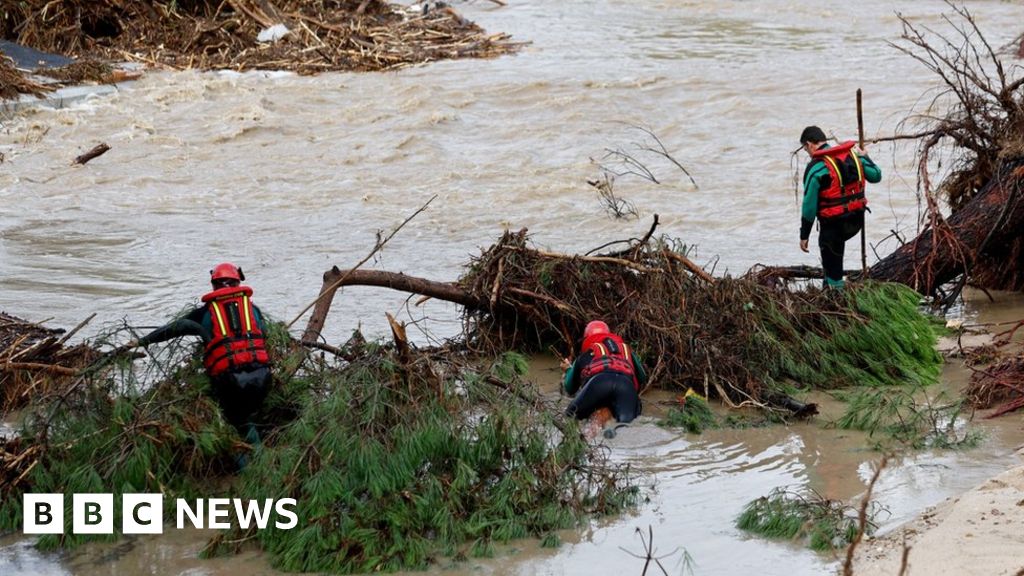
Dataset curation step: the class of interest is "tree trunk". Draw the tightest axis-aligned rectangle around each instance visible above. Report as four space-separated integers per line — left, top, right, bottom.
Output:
868 161 1024 294
302 267 480 343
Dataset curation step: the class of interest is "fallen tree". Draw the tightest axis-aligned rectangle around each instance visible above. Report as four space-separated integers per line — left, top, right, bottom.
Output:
0 320 634 571
302 225 943 410
866 161 1024 295
866 4 1024 300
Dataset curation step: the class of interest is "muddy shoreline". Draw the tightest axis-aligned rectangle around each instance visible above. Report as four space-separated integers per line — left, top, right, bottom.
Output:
852 458 1024 575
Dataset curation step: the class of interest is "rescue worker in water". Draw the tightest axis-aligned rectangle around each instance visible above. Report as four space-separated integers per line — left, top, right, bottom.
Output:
798 125 882 289
120 263 272 437
561 320 647 423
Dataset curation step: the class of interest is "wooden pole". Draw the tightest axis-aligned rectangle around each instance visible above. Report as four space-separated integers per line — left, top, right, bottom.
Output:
857 88 867 277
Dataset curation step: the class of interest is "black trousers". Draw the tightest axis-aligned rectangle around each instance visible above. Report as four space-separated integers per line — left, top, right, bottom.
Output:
210 365 271 431
818 212 864 285
566 372 642 424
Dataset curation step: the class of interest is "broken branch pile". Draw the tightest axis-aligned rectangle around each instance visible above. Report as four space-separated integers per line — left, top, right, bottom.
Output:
965 353 1024 418
305 227 943 408
0 319 633 570
963 320 1024 418
459 230 942 405
0 0 519 74
0 53 52 99
0 312 99 413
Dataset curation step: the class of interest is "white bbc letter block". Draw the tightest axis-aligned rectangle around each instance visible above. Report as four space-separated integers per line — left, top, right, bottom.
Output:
207 498 231 529
73 493 114 534
122 494 164 534
23 494 64 534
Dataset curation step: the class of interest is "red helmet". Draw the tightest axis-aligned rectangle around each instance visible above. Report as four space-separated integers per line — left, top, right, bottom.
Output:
210 262 244 283
583 320 609 340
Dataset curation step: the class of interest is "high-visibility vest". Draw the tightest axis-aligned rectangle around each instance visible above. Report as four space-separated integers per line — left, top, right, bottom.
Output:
812 141 867 219
580 333 639 391
200 286 270 376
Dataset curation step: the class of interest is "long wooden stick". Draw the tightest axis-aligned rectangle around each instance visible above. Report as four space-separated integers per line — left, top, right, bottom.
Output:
857 88 867 277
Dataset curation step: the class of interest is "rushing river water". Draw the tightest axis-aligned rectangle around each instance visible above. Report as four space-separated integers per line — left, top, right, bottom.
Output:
2 0 1024 574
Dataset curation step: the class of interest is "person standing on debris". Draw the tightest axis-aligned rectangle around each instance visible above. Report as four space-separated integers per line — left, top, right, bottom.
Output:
561 320 647 423
119 263 272 439
798 125 882 289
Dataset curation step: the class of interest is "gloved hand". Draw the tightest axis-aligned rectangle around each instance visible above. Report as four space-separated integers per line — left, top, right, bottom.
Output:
110 339 140 356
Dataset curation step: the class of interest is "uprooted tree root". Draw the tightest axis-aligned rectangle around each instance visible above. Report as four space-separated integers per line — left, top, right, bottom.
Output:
0 319 634 571
863 3 1024 298
0 0 520 75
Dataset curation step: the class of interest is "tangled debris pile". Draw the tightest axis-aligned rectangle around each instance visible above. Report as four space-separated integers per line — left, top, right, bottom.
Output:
963 320 1024 417
0 0 519 76
0 53 52 99
0 312 99 413
0 319 633 570
308 226 943 411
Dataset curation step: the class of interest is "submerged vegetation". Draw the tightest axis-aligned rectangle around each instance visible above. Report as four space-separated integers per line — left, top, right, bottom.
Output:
659 390 717 434
208 350 636 572
737 487 881 552
836 385 983 450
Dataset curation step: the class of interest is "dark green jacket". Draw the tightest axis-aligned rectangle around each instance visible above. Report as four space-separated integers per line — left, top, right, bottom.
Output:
138 302 267 347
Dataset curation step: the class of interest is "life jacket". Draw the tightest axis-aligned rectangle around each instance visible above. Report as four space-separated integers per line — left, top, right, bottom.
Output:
811 141 868 220
200 285 270 377
580 332 639 391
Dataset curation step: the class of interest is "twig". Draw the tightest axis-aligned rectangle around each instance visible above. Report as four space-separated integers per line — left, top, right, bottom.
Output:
0 362 77 375
55 313 96 347
505 246 661 274
843 455 889 576
628 123 699 189
287 194 437 330
664 250 715 284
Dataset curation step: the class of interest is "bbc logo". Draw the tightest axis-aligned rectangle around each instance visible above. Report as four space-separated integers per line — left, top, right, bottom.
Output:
23 493 298 534
24 494 163 535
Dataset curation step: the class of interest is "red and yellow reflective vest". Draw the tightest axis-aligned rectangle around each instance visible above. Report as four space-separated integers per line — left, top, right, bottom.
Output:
200 286 270 377
580 332 639 391
812 141 868 220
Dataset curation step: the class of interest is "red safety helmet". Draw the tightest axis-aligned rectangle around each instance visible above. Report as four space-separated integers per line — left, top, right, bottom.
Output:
210 262 244 283
583 320 610 340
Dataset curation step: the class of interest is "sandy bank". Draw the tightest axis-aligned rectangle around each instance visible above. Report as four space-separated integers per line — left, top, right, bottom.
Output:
853 451 1024 576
